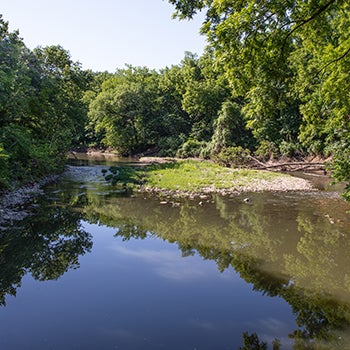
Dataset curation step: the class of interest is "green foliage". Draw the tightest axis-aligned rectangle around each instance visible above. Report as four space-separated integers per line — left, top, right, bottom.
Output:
180 52 231 141
29 142 65 177
157 135 185 157
0 125 66 186
0 143 9 188
0 16 90 189
168 0 350 198
0 125 33 183
279 141 305 158
88 66 165 155
239 332 267 350
176 138 206 158
86 52 236 157
212 146 251 167
207 100 253 156
254 141 277 161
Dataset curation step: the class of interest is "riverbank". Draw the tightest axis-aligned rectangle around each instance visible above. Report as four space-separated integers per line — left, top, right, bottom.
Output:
136 159 315 198
0 175 59 227
0 157 325 226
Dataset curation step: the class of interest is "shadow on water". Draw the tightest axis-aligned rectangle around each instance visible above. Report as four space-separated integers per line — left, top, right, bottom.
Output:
1 160 350 349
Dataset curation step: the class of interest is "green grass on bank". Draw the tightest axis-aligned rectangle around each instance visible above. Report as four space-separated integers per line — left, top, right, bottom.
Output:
142 160 286 192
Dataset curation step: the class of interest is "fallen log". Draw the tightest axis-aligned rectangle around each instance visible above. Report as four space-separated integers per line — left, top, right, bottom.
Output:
248 158 326 172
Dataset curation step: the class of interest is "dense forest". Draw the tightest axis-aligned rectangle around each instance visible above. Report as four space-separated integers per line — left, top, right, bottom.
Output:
0 0 349 198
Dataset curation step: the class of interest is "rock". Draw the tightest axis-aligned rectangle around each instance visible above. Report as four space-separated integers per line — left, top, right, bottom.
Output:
0 174 59 226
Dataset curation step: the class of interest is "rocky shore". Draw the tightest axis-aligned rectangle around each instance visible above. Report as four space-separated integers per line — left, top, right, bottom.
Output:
0 156 330 227
141 175 316 199
0 175 59 228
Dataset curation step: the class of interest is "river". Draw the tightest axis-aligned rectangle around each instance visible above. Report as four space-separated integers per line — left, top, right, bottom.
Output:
0 155 350 349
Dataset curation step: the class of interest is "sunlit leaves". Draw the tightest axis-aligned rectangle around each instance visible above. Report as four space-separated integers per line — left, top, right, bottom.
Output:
168 0 350 190
0 16 90 188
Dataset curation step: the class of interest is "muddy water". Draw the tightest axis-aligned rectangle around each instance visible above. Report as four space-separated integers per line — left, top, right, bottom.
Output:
0 157 350 349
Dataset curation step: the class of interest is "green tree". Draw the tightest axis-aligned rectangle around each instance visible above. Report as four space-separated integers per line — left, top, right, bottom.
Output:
88 66 162 155
156 65 191 155
0 15 33 129
83 71 113 147
181 51 231 142
168 0 350 196
32 45 90 150
0 16 91 188
208 100 253 154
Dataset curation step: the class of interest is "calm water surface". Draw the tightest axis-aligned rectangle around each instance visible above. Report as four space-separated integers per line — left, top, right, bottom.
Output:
1 156 350 349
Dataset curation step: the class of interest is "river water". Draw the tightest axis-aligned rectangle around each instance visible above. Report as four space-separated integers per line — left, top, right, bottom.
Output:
1 155 350 349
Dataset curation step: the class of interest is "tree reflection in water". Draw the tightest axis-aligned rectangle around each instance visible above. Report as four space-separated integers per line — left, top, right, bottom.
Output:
82 191 350 349
2 180 350 349
0 203 92 306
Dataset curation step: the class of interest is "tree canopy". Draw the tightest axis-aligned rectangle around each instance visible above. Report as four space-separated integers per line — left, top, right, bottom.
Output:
0 15 91 188
1 3 350 197
167 0 350 197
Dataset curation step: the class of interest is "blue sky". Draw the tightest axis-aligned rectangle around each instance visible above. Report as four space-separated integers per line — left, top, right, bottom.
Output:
2 0 207 72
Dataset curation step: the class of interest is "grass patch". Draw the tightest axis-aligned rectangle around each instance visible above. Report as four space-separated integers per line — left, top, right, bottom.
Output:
102 160 306 194
143 160 287 192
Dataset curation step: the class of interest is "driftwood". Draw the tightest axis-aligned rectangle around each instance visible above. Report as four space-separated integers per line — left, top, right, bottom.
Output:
248 156 326 172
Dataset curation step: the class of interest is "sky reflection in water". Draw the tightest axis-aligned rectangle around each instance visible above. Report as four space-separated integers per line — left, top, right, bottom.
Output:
0 219 294 350
1 162 350 349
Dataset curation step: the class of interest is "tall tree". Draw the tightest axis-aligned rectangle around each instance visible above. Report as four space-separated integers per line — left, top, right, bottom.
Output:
168 0 350 194
0 15 33 128
32 45 90 150
0 15 91 188
88 66 162 155
180 51 231 141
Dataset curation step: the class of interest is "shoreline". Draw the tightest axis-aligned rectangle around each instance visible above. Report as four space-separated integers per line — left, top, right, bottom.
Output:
72 153 324 196
0 175 59 227
140 176 316 199
1 155 336 226
133 159 321 201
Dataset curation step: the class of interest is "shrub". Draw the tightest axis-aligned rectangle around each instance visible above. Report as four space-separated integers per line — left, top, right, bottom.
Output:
157 136 183 157
279 141 304 158
29 143 63 177
176 139 207 158
254 141 277 160
0 126 67 187
212 146 251 167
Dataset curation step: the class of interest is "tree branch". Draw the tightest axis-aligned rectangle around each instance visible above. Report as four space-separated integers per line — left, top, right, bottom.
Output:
315 45 350 76
281 0 337 54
